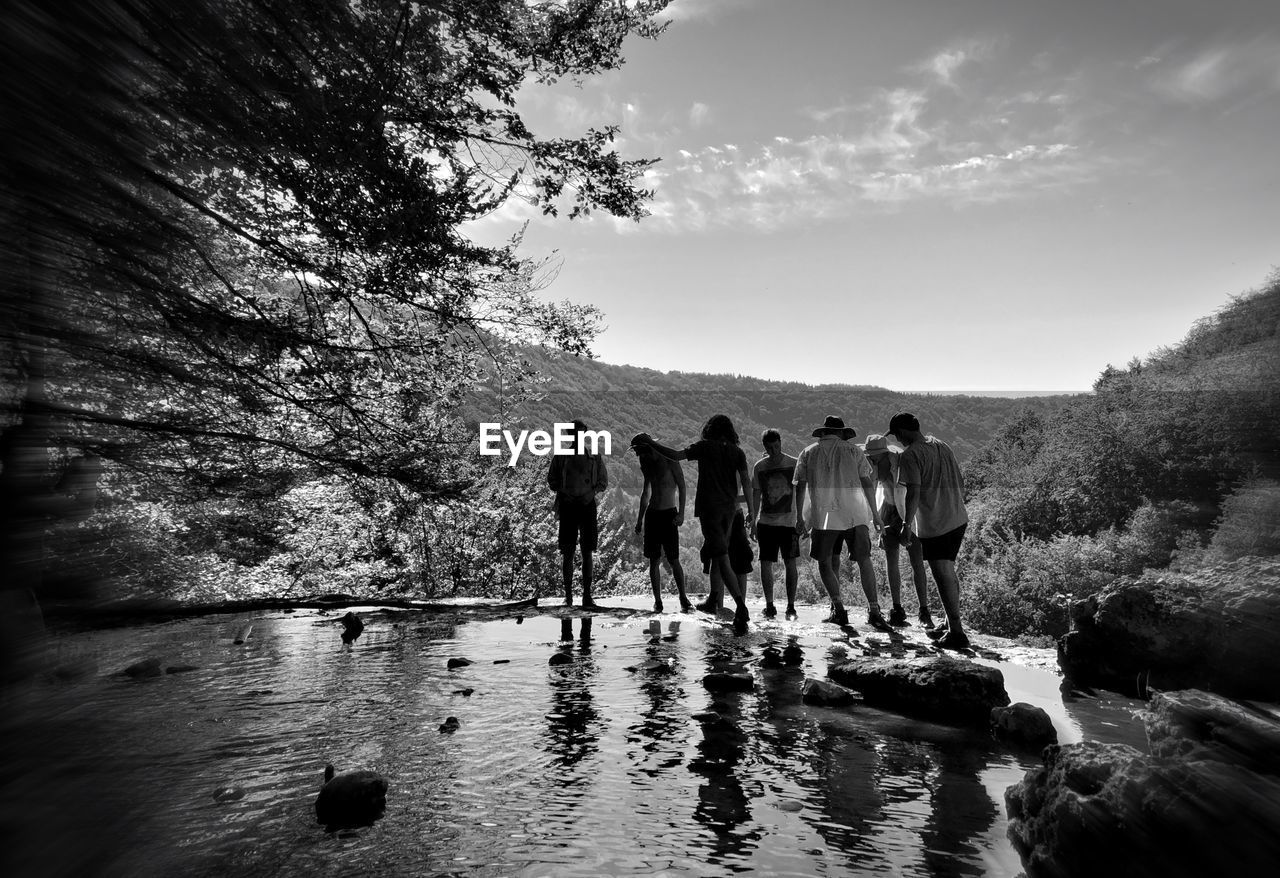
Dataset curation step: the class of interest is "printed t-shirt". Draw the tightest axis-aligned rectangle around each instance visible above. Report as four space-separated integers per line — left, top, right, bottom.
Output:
754 454 797 527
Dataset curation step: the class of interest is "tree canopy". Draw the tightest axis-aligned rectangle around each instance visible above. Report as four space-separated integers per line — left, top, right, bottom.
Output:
1 0 670 594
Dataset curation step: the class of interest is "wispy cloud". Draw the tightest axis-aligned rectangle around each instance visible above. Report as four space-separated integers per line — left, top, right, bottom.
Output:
1148 38 1280 103
629 133 1089 233
628 40 1099 233
916 40 992 88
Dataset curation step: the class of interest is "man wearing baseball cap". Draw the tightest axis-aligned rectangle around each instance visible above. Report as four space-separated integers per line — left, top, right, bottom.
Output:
886 412 970 649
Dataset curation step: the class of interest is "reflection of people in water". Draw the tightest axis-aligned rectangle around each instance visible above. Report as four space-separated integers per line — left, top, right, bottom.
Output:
688 642 763 864
919 747 1000 876
544 617 600 772
624 634 687 779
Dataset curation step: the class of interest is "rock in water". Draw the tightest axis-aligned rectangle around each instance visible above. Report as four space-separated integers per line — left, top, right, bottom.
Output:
828 653 1009 726
991 702 1057 749
339 612 364 644
315 764 387 828
1005 739 1280 878
801 678 855 707
438 716 460 733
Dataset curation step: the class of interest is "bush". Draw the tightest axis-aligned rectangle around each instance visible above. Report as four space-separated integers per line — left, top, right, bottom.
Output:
960 501 1209 641
1201 478 1280 562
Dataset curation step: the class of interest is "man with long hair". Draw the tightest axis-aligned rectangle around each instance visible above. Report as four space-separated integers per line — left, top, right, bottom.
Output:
633 415 757 633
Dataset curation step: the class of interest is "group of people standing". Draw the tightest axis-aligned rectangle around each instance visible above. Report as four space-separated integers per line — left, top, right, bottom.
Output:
546 412 971 651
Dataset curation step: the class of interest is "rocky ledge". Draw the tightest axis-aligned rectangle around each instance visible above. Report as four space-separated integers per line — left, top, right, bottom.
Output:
1006 687 1280 877
827 653 1009 726
1058 556 1280 700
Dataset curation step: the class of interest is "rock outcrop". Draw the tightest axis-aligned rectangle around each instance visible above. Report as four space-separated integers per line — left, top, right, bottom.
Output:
1059 557 1280 700
1144 688 1280 776
827 653 1009 726
1006 689 1280 878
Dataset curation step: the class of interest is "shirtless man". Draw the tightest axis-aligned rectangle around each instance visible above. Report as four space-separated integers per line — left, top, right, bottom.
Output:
631 433 692 613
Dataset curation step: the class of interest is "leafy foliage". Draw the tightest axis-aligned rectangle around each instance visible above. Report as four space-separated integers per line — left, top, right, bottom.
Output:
1 0 670 599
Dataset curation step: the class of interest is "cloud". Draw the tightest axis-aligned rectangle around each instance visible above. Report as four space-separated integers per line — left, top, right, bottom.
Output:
1149 38 1280 103
627 131 1088 233
915 39 996 89
689 101 710 127
624 39 1103 233
663 0 761 23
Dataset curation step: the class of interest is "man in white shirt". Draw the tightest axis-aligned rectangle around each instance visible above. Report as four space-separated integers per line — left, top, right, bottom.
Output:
793 415 884 629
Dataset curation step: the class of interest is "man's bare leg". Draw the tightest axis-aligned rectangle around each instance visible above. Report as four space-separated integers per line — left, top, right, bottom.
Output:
760 561 777 613
929 559 964 636
783 557 798 616
581 551 599 609
816 557 848 625
649 558 664 612
561 553 574 605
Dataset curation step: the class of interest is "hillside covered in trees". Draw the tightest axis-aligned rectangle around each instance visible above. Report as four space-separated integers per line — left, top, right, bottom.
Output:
468 351 1078 499
958 274 1280 640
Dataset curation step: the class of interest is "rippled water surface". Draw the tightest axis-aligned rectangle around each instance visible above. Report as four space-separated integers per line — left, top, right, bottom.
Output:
4 599 1149 877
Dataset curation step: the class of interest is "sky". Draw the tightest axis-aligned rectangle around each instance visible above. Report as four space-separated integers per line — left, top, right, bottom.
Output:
471 0 1280 393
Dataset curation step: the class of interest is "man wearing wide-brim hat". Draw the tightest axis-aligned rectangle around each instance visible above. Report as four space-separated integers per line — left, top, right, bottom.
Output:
793 415 885 629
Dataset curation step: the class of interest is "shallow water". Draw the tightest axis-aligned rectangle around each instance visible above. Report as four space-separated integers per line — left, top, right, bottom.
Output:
3 599 1149 877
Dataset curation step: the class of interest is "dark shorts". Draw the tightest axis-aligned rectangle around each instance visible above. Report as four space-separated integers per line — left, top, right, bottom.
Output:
558 501 598 554
812 525 870 561
757 524 800 563
920 522 967 562
698 505 735 557
700 508 753 574
643 507 680 561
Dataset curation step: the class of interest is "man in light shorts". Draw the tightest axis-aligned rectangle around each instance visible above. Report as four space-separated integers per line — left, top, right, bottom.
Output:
793 415 884 629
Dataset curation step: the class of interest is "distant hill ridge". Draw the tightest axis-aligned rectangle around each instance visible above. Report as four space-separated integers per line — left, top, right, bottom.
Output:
468 346 1080 499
